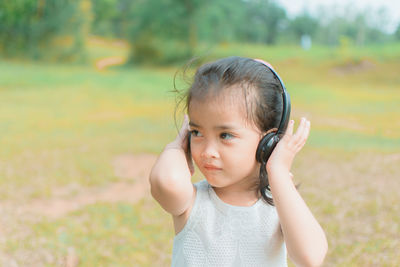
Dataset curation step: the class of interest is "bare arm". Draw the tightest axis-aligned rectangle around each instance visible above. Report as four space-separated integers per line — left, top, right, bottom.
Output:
149 115 195 217
267 118 328 267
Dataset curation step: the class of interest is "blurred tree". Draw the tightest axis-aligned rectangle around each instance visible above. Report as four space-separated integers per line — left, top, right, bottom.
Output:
238 0 287 44
314 6 391 46
91 0 130 38
196 0 244 43
352 14 366 46
0 0 88 61
124 0 203 65
289 13 318 41
395 23 400 40
123 0 287 64
2 0 395 64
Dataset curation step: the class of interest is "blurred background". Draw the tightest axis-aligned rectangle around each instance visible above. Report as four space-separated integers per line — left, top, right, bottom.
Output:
0 0 399 266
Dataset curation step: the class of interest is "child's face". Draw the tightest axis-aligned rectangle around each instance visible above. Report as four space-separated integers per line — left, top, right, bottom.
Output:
188 88 262 191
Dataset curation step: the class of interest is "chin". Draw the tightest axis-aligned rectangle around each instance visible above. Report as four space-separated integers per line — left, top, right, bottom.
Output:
203 175 232 189
202 174 222 187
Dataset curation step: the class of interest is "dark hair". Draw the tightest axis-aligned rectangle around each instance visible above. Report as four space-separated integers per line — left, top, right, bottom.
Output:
176 56 283 205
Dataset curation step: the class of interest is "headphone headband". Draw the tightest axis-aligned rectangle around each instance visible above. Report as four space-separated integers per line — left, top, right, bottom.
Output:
254 59 291 136
254 59 291 164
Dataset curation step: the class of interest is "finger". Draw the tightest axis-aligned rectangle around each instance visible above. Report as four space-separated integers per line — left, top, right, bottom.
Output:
304 120 311 140
300 119 310 143
295 119 311 151
282 119 294 141
293 117 307 143
177 115 190 142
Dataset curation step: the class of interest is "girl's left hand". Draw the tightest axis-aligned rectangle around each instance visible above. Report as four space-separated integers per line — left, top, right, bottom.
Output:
266 117 310 174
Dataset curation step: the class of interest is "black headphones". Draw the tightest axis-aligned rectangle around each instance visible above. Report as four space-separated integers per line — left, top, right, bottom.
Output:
255 61 291 165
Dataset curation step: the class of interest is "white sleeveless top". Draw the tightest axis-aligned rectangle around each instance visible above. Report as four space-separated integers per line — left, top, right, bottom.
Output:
171 180 287 267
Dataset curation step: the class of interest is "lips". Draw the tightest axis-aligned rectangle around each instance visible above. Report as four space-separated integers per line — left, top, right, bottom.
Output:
203 164 222 171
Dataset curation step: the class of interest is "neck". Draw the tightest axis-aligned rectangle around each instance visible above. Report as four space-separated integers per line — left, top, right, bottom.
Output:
213 178 259 207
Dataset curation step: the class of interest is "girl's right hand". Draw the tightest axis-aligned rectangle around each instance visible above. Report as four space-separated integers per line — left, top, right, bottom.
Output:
165 115 195 176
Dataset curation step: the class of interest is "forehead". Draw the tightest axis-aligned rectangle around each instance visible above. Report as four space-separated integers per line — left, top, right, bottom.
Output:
188 86 254 124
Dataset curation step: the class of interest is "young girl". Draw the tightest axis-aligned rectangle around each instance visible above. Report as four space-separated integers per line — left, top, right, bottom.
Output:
149 57 328 266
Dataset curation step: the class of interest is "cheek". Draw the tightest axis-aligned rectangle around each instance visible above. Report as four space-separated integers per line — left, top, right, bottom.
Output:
221 144 257 165
233 143 259 167
235 140 258 156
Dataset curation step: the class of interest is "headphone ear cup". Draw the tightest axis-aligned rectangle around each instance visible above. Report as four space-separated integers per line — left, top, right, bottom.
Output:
256 133 280 164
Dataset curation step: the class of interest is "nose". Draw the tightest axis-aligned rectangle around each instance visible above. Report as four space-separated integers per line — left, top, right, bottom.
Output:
200 141 219 159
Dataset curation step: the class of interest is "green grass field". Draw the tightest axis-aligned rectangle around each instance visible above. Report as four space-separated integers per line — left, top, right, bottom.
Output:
0 39 399 266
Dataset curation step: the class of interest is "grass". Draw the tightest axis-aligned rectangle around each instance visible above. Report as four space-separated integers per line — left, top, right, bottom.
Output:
6 200 172 266
0 40 399 266
0 59 177 198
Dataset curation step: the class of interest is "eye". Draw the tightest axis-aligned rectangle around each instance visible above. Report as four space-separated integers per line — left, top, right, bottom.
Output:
190 130 202 137
220 132 234 140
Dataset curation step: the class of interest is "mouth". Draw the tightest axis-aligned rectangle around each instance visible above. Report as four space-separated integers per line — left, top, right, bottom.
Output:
203 164 222 171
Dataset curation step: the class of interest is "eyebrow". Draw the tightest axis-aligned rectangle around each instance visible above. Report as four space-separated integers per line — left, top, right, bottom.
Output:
189 121 240 130
188 121 199 127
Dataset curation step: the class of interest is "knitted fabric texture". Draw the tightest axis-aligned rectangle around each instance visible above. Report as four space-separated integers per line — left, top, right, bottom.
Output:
171 180 287 267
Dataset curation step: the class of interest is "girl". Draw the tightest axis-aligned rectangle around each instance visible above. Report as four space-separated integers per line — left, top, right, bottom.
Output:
149 57 327 266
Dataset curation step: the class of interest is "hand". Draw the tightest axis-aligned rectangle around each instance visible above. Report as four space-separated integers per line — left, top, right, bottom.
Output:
266 117 310 175
165 115 195 175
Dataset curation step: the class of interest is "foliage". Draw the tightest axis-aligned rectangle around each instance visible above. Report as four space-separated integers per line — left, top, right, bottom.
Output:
123 0 288 64
125 0 201 65
0 0 398 64
312 7 392 46
395 23 400 40
0 0 90 61
240 0 287 44
90 0 129 38
89 0 400 63
289 13 319 40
